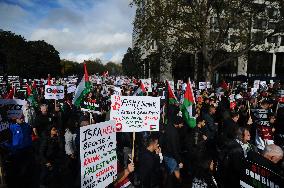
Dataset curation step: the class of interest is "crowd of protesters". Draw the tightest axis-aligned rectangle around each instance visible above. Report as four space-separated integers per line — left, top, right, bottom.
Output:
0 75 284 188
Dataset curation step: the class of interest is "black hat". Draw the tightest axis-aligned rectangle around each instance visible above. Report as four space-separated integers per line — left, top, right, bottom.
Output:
174 116 184 125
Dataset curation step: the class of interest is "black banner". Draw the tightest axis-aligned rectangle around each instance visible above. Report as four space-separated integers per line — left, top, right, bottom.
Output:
240 159 284 188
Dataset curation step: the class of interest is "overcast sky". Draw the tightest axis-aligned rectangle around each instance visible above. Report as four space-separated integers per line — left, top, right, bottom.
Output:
0 0 135 63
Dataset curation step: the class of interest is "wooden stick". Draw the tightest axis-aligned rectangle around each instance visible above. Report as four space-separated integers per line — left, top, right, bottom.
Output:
54 99 57 111
89 112 92 125
247 100 251 118
131 132 136 163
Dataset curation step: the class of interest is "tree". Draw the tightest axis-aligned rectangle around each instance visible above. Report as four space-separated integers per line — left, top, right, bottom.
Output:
60 59 82 75
84 59 105 75
132 0 284 81
122 47 143 77
105 62 123 76
0 30 61 78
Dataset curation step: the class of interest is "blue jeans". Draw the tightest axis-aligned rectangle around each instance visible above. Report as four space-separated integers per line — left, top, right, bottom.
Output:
163 156 179 174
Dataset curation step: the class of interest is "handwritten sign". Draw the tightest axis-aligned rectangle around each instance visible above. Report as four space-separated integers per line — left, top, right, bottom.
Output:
80 120 117 188
44 85 64 100
140 78 152 92
110 96 160 132
0 99 27 119
81 100 101 114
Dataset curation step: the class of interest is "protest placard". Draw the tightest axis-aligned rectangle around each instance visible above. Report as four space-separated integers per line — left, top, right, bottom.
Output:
110 96 160 132
67 84 76 94
0 99 27 119
140 78 152 92
240 159 284 188
199 82 206 90
80 120 117 188
113 87 121 96
44 85 64 100
81 100 101 114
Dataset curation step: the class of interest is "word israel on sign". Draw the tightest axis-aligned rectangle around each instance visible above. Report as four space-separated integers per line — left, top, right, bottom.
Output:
44 85 64 100
140 78 152 92
110 96 160 132
0 99 27 119
80 120 117 188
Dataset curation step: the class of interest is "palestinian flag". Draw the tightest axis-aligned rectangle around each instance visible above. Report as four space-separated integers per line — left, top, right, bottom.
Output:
181 80 196 128
72 63 92 107
26 83 38 107
5 86 15 99
133 81 146 96
166 80 178 104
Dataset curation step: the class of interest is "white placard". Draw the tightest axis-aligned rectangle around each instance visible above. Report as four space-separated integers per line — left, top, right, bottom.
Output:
113 87 121 96
80 120 117 188
44 85 64 100
140 78 152 92
199 82 206 90
251 88 258 96
67 84 76 94
110 96 160 132
0 99 27 119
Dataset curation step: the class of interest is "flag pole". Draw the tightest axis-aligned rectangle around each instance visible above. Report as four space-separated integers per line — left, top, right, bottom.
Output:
131 132 135 162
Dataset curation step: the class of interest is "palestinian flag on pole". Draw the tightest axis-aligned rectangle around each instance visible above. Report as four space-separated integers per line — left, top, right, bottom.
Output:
72 63 92 107
26 83 38 107
133 81 146 96
181 79 196 128
166 80 178 104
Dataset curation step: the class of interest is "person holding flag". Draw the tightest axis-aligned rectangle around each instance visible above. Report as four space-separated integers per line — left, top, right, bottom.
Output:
181 79 196 128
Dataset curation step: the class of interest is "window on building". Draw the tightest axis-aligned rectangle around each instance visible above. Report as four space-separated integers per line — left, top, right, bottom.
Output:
268 22 276 30
267 36 277 44
267 8 278 20
253 19 267 30
252 32 265 45
281 36 284 46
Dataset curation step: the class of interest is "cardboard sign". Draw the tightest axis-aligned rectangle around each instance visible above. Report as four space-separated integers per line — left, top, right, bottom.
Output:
80 120 117 188
0 99 27 119
110 96 160 132
240 159 284 188
140 78 152 92
44 85 64 100
199 82 206 90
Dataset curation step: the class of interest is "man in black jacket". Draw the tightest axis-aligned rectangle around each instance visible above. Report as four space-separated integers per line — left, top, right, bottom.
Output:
139 134 162 188
162 116 184 181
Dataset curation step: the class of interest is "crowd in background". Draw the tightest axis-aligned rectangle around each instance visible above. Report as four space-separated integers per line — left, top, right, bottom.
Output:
0 75 284 188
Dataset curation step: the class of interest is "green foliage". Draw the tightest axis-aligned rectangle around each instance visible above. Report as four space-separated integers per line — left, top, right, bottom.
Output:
122 47 143 77
0 30 61 78
132 0 284 81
